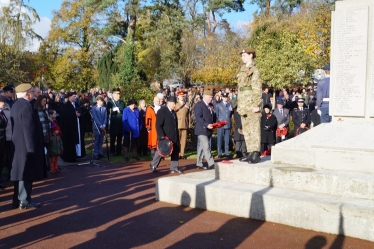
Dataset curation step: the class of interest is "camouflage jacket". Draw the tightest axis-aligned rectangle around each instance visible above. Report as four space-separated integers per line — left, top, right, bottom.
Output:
236 63 262 116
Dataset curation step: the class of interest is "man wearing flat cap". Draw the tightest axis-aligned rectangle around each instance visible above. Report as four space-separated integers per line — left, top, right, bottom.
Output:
2 85 14 108
292 98 311 136
316 64 331 123
194 89 215 170
10 83 44 209
215 92 233 158
150 96 182 173
106 88 125 156
237 47 262 164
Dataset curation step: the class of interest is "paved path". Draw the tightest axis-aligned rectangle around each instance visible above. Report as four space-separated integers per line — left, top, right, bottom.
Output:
0 158 373 249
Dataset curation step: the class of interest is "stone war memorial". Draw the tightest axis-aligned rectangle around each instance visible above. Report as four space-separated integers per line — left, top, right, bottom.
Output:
155 0 374 242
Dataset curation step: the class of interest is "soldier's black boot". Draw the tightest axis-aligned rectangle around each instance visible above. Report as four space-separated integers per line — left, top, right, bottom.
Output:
248 151 261 164
239 152 252 162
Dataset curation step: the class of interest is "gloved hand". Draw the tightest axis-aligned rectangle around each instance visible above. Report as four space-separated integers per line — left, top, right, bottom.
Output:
112 107 120 112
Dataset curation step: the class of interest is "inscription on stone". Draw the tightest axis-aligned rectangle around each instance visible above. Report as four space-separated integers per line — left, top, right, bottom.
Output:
333 6 368 117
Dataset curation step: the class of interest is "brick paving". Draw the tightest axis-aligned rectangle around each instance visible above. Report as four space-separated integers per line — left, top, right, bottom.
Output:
0 158 373 249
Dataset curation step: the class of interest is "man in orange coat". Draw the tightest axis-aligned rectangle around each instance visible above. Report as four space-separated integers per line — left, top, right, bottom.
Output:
146 95 163 157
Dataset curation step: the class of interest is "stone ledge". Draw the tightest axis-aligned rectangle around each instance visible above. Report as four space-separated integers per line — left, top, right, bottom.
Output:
156 173 374 242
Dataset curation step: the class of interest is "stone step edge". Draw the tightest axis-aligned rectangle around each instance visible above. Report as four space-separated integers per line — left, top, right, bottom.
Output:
215 160 374 201
156 175 374 242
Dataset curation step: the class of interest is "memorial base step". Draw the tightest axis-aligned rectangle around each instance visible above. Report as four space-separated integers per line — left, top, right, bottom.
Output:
215 159 374 201
156 171 374 242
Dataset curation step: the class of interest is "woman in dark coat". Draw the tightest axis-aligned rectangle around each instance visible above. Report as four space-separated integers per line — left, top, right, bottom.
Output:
260 104 277 154
59 92 86 162
0 96 8 188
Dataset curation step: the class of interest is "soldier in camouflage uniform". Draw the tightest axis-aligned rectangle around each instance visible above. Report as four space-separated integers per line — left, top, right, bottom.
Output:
237 47 262 163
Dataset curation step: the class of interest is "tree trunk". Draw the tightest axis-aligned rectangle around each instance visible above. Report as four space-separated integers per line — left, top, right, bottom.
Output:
266 0 271 16
212 11 218 33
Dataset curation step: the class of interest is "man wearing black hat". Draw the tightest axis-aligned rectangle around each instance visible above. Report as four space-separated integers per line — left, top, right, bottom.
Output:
106 88 125 156
215 92 233 158
273 99 290 143
316 64 331 123
2 85 14 108
292 98 311 136
150 96 182 173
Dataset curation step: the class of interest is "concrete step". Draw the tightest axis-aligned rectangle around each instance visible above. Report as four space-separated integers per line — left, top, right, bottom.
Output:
156 171 374 242
215 158 374 201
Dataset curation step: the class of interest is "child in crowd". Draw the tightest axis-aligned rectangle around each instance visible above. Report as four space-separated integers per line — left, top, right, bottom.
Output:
48 109 63 173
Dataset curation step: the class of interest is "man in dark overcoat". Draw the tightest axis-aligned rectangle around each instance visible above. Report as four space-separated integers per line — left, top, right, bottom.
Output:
60 92 86 162
10 83 44 209
150 96 182 173
106 88 125 156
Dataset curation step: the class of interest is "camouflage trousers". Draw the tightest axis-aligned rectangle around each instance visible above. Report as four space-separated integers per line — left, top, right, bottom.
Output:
241 113 261 152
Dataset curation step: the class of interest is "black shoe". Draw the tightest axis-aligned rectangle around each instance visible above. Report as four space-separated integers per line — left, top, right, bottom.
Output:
150 164 157 173
133 155 140 161
19 202 40 210
12 201 20 209
218 155 224 159
248 151 261 164
170 169 183 174
240 152 253 162
224 155 233 159
208 164 215 170
124 156 129 162
196 165 208 170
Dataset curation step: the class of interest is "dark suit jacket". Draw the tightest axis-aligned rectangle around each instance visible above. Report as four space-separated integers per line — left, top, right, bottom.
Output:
156 106 179 145
194 100 214 137
273 108 290 127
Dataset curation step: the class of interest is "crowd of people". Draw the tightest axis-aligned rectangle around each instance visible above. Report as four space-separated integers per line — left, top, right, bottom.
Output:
0 47 331 210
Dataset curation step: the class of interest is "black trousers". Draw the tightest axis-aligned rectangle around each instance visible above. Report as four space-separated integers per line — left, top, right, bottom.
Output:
110 133 123 155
